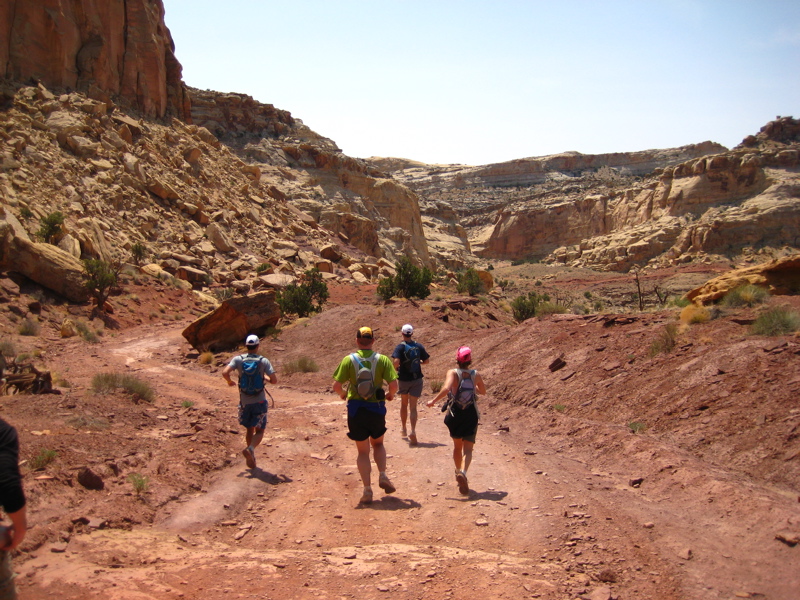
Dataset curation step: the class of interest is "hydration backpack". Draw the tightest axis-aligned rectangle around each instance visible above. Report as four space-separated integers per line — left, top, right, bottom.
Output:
349 353 380 400
403 342 421 370
452 368 477 409
239 354 265 396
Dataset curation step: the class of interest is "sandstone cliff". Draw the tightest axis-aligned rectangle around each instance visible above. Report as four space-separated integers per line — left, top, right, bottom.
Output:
1 0 190 121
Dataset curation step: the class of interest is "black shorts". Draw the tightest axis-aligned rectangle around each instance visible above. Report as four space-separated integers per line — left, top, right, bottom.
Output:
347 407 387 442
444 402 479 442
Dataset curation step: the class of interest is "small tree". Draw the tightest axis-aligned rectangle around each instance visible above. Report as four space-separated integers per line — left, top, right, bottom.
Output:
130 242 147 266
510 291 552 322
457 268 485 296
83 258 121 312
37 211 65 244
277 268 329 318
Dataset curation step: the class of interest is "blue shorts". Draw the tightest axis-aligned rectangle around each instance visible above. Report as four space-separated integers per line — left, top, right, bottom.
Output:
0 551 16 600
238 400 268 430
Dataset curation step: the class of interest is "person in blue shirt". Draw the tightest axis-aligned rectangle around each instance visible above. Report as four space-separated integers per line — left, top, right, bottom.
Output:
391 324 430 446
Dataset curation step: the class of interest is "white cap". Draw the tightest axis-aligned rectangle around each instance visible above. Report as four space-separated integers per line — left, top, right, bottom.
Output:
245 334 260 346
401 324 413 336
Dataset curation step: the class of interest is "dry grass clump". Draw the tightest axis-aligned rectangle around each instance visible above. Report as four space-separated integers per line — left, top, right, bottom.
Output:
92 372 155 403
283 356 319 375
680 304 711 326
722 284 769 308
751 306 800 336
649 323 678 356
199 351 214 365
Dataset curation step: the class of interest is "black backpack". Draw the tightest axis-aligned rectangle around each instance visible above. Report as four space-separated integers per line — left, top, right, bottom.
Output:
239 354 265 396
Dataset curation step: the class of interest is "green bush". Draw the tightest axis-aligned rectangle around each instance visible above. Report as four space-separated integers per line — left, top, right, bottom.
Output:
751 306 800 336
510 291 558 322
457 268 485 296
377 257 433 301
212 287 235 302
277 268 329 318
92 372 155 403
0 340 15 358
36 211 65 244
628 421 647 434
283 356 319 375
722 284 769 308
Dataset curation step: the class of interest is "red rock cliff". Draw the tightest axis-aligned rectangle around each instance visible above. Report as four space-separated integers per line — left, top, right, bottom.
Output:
1 0 190 120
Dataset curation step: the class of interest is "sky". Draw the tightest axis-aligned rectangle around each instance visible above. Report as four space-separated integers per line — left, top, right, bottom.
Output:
163 1 800 166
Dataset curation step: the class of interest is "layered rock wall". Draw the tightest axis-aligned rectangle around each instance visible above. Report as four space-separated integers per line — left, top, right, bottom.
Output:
1 0 189 120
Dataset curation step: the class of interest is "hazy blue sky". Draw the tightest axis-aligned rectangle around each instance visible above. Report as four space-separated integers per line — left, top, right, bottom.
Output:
164 1 800 165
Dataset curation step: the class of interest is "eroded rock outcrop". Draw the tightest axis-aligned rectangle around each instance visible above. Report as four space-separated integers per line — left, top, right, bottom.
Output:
686 254 800 305
1 0 190 120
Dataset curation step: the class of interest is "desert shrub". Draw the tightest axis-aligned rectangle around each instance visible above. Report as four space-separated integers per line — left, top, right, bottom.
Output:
19 206 33 219
0 340 15 358
181 400 195 409
457 268 485 296
92 372 155 403
429 379 443 394
511 292 544 322
256 262 270 273
83 259 121 310
18 319 40 336
377 257 433 301
36 211 64 243
277 268 329 318
537 301 568 317
751 306 800 336
496 278 512 292
722 284 769 308
29 449 57 470
283 356 319 375
199 351 214 364
75 320 100 343
670 296 692 308
128 473 149 494
680 304 711 325
130 242 147 265
553 404 566 413
212 287 234 302
627 421 646 434
649 323 678 356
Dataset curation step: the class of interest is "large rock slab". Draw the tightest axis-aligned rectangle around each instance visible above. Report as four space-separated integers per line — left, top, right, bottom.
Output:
182 290 281 351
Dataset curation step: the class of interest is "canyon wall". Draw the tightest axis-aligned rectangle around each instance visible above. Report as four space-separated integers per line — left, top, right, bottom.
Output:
1 0 190 120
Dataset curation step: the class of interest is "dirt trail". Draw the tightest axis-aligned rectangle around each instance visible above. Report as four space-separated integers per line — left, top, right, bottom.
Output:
13 323 800 600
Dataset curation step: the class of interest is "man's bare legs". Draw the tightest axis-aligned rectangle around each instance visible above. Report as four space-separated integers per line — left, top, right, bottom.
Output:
242 426 264 469
355 435 394 503
400 395 419 444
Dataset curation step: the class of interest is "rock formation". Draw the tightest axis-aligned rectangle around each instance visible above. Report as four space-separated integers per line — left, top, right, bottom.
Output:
685 253 800 305
0 0 190 121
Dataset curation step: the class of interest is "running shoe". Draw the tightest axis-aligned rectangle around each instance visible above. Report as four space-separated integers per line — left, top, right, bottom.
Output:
378 474 396 494
359 488 373 504
456 470 469 495
408 433 418 446
241 447 256 469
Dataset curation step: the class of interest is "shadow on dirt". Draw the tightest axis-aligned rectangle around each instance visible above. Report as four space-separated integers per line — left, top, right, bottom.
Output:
466 490 508 502
357 496 422 511
238 469 293 485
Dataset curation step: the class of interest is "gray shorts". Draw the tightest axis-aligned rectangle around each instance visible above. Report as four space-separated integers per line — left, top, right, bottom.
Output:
398 378 424 398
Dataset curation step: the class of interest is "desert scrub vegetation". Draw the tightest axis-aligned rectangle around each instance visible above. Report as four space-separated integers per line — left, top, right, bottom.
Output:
649 322 678 356
751 306 800 336
627 421 647 434
283 356 319 375
510 291 568 322
18 318 40 336
199 351 214 365
29 449 57 470
92 372 155 403
66 415 109 430
75 320 100 343
722 284 769 308
128 473 149 494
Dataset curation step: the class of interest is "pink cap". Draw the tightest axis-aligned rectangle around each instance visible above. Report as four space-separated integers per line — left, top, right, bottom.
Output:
456 346 472 362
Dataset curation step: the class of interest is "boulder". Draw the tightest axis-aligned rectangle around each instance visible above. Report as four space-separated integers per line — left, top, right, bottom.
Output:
182 290 281 351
